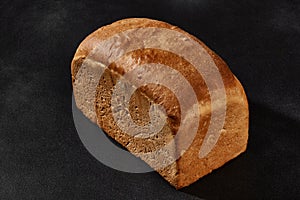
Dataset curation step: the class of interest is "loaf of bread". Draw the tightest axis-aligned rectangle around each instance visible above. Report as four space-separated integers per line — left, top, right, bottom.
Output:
71 18 249 189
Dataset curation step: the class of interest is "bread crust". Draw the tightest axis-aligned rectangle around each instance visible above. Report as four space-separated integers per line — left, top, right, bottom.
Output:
71 18 249 189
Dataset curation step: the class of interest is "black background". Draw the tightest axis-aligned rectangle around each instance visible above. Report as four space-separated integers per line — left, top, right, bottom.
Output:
0 0 299 199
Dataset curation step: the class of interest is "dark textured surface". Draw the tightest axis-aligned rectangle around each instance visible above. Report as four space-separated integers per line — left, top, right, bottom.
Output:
0 0 299 199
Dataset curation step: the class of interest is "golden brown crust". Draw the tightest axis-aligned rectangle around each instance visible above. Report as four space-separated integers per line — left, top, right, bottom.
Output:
71 18 173 82
71 18 249 189
176 77 249 188
71 18 235 86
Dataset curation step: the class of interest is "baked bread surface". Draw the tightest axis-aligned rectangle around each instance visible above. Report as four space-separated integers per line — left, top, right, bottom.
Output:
71 18 249 189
